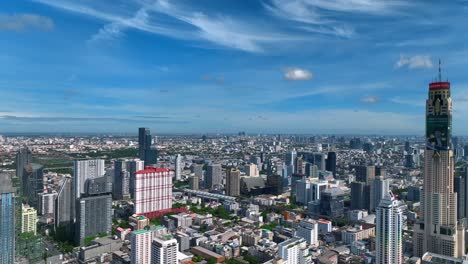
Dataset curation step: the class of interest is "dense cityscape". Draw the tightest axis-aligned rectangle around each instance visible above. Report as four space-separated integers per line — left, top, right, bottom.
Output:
2 73 468 263
4 1 468 264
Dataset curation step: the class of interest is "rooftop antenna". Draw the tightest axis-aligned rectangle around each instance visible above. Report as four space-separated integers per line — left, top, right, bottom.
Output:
438 59 442 82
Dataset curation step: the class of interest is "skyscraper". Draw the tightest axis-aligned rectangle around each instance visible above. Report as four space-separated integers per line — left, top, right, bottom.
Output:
16 147 31 181
370 176 390 212
127 159 145 199
413 68 465 257
189 175 199 190
326 151 337 176
139 128 157 165
174 154 182 181
226 168 240 197
376 193 404 264
205 164 222 189
114 159 130 200
55 176 72 229
0 173 15 264
73 159 105 200
285 150 297 174
75 176 112 246
23 163 44 210
355 165 375 184
134 167 173 217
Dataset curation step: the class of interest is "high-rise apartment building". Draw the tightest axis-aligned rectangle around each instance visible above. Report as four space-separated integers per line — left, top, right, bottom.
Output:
0 173 15 264
75 176 112 246
151 235 179 264
226 168 240 197
175 154 182 181
375 194 404 264
134 167 173 216
205 164 222 189
189 175 199 190
285 150 297 174
413 69 465 257
38 192 56 216
21 204 38 235
139 128 157 165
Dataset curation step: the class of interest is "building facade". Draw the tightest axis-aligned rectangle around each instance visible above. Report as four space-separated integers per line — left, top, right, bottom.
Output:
151 235 178 264
21 204 38 235
375 194 404 264
139 127 157 165
134 167 173 216
226 168 240 197
0 174 15 264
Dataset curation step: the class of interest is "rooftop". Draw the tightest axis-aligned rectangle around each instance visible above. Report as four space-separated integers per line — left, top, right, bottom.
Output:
137 166 171 174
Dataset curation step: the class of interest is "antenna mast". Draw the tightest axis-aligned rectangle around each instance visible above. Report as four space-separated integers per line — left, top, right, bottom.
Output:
438 59 442 82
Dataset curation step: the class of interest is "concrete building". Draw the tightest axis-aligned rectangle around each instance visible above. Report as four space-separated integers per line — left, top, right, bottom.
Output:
55 175 72 229
341 224 375 244
128 159 145 199
244 163 259 177
134 167 173 216
413 78 465 258
129 214 150 230
175 154 182 181
206 164 222 189
189 175 199 190
371 176 390 212
355 165 375 184
421 252 468 264
294 219 318 246
376 194 404 264
114 159 130 200
226 168 240 197
16 147 32 181
131 226 168 264
21 204 38 235
38 191 56 216
151 235 178 264
278 237 311 264
0 173 15 263
23 163 43 210
76 176 112 246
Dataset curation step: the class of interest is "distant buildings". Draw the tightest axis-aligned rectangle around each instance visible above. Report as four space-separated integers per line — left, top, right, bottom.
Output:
138 127 157 165
376 194 404 264
189 175 199 190
326 151 336 176
21 204 38 235
226 168 240 197
134 167 173 216
0 173 15 263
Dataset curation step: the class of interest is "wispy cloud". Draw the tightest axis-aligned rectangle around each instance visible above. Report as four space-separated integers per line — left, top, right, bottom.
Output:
395 55 433 69
0 114 187 123
0 13 54 31
360 96 380 104
283 67 313 81
35 0 290 53
390 97 425 107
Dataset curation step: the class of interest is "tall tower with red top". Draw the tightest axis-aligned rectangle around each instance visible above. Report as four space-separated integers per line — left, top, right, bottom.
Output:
413 61 465 258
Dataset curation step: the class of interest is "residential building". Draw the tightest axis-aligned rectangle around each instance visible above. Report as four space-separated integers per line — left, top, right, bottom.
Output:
131 226 167 264
175 154 182 181
21 204 38 235
376 194 404 264
294 219 318 246
55 176 72 229
114 159 130 200
151 235 178 264
206 164 222 189
278 237 311 264
134 167 173 216
129 214 150 230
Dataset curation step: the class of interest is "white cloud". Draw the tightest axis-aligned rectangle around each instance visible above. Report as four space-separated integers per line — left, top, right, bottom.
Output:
395 55 433 69
390 97 425 107
0 13 54 31
283 67 313 81
360 96 379 104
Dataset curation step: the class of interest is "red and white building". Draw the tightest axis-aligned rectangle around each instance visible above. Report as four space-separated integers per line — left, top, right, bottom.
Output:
134 167 173 217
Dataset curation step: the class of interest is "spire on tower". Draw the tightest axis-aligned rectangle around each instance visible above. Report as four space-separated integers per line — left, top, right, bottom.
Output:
438 59 442 82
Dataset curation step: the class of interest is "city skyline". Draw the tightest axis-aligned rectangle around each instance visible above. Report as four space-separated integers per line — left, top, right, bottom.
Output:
3 1 468 134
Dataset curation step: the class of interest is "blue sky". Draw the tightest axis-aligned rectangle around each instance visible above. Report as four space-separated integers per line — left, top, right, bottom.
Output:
2 0 468 134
